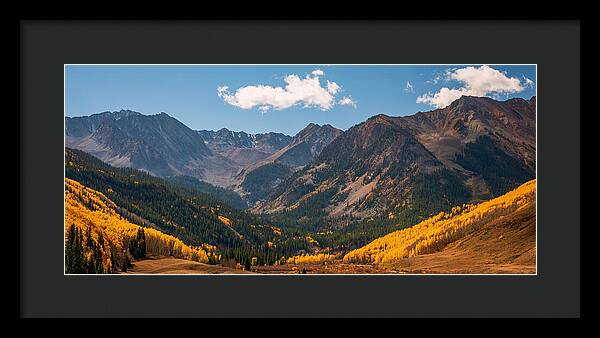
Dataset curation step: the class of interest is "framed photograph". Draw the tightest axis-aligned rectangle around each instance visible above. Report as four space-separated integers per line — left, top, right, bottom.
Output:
21 20 580 318
63 63 537 276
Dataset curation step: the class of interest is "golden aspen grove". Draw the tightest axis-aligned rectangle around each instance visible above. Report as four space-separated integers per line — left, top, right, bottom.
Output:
286 253 338 265
343 179 536 265
65 178 209 273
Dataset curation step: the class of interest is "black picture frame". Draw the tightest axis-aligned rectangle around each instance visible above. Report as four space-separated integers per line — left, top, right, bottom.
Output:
20 20 580 318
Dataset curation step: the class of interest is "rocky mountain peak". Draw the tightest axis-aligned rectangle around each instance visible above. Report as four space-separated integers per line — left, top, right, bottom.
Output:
111 109 143 119
295 122 342 140
448 95 493 112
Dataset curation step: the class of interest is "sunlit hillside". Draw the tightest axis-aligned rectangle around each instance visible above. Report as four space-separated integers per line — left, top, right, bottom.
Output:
65 178 209 273
286 253 338 265
344 179 536 265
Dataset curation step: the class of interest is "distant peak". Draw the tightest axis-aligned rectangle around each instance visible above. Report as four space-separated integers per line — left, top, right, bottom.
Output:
447 95 494 110
106 109 143 119
373 113 391 118
300 122 339 133
116 109 142 115
367 113 393 123
264 131 293 137
298 123 321 132
87 109 142 119
152 111 172 118
292 122 341 140
452 95 537 107
455 95 489 103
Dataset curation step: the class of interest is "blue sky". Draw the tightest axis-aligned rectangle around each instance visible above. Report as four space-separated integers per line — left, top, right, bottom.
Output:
65 65 536 136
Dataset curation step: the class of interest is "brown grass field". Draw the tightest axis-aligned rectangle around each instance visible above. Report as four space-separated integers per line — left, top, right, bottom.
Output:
381 203 536 274
121 257 252 274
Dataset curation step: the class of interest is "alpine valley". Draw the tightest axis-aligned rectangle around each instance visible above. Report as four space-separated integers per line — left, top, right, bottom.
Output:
65 95 536 274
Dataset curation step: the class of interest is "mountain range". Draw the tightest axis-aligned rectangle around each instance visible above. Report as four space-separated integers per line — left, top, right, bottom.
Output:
66 111 342 202
255 96 535 226
65 95 535 228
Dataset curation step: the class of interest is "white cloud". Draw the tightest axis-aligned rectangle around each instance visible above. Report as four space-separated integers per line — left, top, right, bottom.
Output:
218 69 350 112
327 80 341 94
417 65 527 108
311 69 324 76
523 76 535 88
338 96 357 108
404 81 414 93
417 87 470 108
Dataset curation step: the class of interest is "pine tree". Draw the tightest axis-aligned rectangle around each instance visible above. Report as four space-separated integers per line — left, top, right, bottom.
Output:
65 223 86 274
65 224 75 272
93 232 105 273
137 227 146 258
122 253 130 272
128 227 147 260
84 226 103 273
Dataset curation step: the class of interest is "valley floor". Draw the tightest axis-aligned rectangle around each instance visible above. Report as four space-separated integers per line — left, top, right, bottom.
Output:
121 257 252 274
122 257 402 274
119 203 535 275
253 262 401 274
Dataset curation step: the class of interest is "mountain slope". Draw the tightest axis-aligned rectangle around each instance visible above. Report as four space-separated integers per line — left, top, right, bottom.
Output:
164 175 247 209
386 203 535 273
65 147 275 248
65 148 315 264
400 95 536 195
236 123 342 203
256 96 535 226
65 178 210 273
344 179 536 273
66 110 241 187
264 123 343 169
